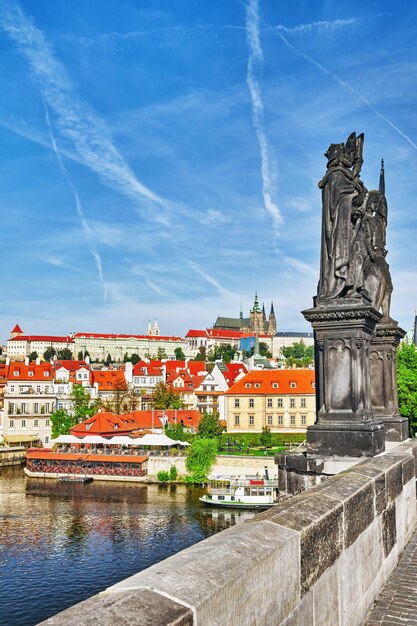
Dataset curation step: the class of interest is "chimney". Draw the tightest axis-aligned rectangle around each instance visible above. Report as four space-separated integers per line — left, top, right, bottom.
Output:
6 357 10 366
24 356 29 366
85 355 90 364
125 361 133 383
35 357 40 365
162 364 167 381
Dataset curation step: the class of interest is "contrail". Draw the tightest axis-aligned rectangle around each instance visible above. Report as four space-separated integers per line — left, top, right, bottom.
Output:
43 98 108 302
271 28 417 152
245 0 283 239
0 0 182 223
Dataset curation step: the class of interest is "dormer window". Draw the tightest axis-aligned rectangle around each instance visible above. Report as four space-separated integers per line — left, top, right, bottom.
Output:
114 424 119 430
272 382 279 388
290 382 297 388
44 371 49 377
13 371 19 377
85 423 92 430
245 383 251 388
28 371 34 377
254 383 261 388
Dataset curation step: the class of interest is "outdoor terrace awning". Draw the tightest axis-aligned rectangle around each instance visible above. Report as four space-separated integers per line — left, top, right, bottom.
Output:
4 434 41 443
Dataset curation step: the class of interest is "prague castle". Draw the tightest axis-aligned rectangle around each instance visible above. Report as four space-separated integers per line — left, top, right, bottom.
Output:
213 293 277 336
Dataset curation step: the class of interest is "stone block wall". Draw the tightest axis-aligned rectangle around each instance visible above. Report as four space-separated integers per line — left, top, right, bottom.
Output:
40 441 417 626
0 447 26 466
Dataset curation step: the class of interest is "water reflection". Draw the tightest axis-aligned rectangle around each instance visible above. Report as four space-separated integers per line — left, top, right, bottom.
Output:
0 466 255 626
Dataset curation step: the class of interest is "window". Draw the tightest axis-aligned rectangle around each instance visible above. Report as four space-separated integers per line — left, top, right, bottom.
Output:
290 415 296 426
234 398 240 408
9 403 14 415
254 383 261 388
21 403 26 414
267 398 273 408
301 415 307 426
278 415 283 425
44 371 49 377
45 419 50 426
301 398 306 408
245 383 251 389
34 403 39 413
234 414 240 426
45 404 50 413
290 398 296 408
21 419 26 427
249 415 255 426
272 382 279 388
58 386 64 394
45 436 49 444
267 415 273 426
10 386 14 393
249 398 254 408
13 371 19 377
34 419 39 427
28 371 33 377
290 382 297 388
36 385 41 393
9 419 14 427
45 386 49 393
277 398 283 408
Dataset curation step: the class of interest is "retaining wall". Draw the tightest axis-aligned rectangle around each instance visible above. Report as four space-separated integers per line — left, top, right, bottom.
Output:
0 447 26 466
39 440 417 626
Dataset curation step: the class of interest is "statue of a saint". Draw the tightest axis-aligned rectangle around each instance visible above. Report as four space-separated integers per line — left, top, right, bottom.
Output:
318 132 365 300
362 161 393 318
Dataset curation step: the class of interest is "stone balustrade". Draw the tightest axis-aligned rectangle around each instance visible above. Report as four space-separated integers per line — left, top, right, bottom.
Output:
39 440 417 626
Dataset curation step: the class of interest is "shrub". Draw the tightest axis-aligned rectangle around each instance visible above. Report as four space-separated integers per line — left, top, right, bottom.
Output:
157 470 170 482
169 465 178 482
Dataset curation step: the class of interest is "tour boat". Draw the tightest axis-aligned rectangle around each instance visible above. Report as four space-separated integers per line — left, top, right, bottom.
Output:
199 476 279 509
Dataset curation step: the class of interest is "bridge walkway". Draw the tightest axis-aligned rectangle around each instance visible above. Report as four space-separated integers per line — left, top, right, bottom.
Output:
365 527 417 625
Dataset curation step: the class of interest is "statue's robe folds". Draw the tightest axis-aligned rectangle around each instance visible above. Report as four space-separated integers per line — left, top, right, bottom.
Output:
318 165 360 299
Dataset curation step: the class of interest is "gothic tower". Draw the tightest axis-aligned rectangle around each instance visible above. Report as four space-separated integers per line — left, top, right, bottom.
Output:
250 292 264 334
268 302 277 335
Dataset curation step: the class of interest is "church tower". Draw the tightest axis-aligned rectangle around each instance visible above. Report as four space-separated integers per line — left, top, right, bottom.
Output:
250 292 264 334
268 302 277 336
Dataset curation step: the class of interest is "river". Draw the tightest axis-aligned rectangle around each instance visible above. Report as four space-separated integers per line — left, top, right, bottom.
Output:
0 466 255 626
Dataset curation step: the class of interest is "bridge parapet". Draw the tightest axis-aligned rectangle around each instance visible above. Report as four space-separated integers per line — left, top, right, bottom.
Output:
40 440 417 626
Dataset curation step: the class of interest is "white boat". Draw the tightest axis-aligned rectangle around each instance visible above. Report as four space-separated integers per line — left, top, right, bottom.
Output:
199 476 279 509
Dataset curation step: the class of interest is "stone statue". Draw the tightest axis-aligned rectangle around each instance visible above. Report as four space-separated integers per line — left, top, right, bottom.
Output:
318 132 366 300
362 161 393 318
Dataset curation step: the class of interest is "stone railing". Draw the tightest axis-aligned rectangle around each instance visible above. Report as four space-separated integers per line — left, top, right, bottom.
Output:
0 447 26 466
40 440 417 626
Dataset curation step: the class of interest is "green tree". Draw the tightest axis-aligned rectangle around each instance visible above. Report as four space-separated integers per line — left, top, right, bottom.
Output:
105 353 113 365
260 426 273 448
174 347 185 360
51 409 75 439
192 347 206 361
150 382 183 409
281 341 314 366
130 353 140 365
244 342 273 359
98 380 138 415
157 347 167 359
28 351 38 362
43 346 56 361
78 351 84 360
165 422 188 441
185 437 218 483
207 344 236 363
123 352 130 362
197 412 224 438
57 348 73 360
397 342 417 435
169 465 178 481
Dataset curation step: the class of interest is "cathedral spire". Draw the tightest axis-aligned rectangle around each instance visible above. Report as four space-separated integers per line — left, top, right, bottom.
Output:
239 301 243 321
253 291 260 312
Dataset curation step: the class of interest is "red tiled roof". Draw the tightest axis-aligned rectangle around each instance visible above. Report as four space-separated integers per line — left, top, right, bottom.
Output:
225 369 316 395
132 361 163 376
186 361 207 376
223 362 248 387
11 324 23 334
54 360 89 371
71 409 202 435
7 362 53 381
186 329 208 338
8 335 74 343
92 370 127 391
74 332 183 341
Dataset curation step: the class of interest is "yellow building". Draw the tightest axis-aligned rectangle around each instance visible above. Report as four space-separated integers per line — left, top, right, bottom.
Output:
225 369 316 433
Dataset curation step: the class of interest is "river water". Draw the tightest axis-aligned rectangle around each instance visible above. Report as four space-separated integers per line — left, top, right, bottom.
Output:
0 466 254 626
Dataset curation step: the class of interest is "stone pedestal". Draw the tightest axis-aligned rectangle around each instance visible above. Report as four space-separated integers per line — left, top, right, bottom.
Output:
370 319 408 441
302 300 385 458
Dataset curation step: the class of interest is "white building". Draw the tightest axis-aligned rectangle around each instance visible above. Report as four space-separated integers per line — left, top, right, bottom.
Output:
73 332 190 362
6 325 75 361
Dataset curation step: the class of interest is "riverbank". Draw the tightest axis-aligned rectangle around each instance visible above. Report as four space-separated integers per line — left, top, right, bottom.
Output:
0 446 26 466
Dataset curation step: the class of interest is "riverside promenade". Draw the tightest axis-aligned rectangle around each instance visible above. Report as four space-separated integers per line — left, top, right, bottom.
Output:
365 527 417 625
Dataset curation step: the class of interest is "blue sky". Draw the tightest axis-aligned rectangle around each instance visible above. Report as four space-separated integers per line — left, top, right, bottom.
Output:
0 0 416 341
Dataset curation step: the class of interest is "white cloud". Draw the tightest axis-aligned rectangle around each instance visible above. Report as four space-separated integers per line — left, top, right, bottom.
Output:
245 0 283 239
200 208 231 226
